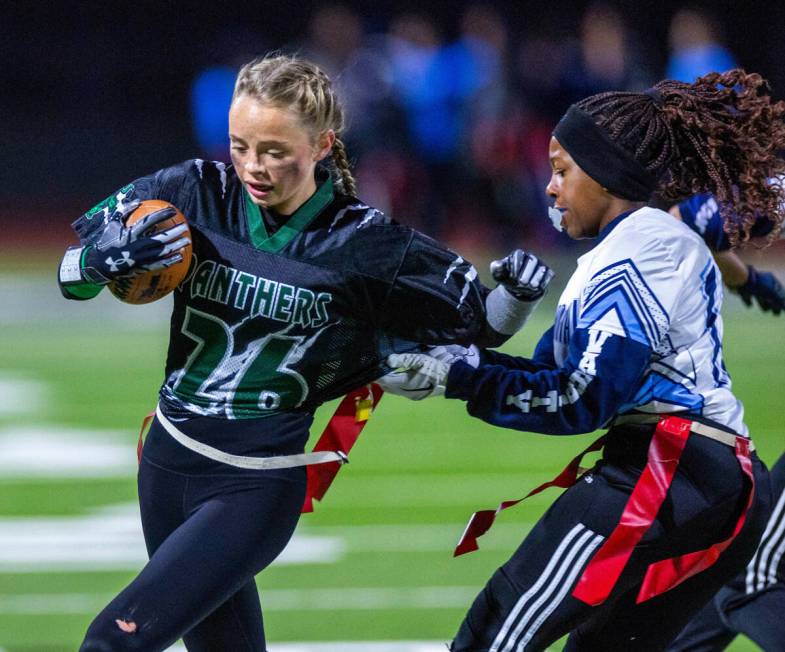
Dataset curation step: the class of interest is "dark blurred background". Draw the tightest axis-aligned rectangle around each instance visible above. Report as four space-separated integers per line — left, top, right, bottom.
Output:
3 0 784 253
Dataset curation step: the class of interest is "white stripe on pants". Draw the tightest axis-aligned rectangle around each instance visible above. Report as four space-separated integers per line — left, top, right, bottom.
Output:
490 523 604 652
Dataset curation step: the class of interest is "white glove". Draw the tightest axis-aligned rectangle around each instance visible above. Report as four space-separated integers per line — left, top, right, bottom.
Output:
378 352 450 400
427 344 481 368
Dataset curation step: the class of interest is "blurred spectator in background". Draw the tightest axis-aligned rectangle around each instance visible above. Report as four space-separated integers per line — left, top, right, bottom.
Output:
562 2 653 105
191 66 236 162
297 4 413 223
190 27 273 162
667 7 738 81
181 3 750 254
384 7 514 241
504 3 655 251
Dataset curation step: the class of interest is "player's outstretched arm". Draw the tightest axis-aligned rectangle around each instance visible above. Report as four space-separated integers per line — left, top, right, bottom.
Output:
379 344 481 400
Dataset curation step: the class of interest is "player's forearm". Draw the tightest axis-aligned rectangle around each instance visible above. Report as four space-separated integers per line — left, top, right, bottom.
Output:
713 250 749 288
445 331 650 435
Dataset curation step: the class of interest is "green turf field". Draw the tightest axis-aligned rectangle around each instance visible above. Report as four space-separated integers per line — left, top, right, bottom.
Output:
0 265 781 651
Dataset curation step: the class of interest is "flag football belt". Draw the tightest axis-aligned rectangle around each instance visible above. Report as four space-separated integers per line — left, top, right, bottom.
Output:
455 415 756 606
610 413 755 452
154 405 348 470
137 384 383 513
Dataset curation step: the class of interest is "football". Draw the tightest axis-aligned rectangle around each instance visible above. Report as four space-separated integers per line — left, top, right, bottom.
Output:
108 200 192 304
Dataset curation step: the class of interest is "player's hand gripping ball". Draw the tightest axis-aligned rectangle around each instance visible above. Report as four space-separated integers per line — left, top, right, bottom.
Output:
108 200 192 304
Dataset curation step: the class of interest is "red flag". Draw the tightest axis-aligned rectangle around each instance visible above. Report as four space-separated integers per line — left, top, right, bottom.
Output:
302 384 384 513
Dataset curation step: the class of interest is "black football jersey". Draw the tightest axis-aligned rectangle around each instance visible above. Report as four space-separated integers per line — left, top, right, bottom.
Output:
71 160 496 423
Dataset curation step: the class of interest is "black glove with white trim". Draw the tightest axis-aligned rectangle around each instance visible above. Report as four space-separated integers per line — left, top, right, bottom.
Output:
59 203 190 286
490 250 554 301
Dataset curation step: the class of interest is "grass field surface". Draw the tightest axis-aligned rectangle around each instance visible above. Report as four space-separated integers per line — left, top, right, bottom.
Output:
0 263 781 651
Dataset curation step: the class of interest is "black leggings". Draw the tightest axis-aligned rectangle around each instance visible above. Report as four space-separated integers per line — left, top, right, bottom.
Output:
79 430 306 651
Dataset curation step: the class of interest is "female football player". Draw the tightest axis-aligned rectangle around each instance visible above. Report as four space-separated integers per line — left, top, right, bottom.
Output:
57 54 553 652
387 69 785 650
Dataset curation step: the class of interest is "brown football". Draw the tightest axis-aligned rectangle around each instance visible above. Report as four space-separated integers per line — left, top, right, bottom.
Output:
108 200 192 304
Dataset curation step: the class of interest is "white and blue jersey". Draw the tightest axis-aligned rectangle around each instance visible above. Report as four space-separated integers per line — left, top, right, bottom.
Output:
447 206 747 435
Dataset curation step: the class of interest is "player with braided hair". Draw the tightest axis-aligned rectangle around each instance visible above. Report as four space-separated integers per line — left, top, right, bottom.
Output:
59 53 553 652
389 69 784 650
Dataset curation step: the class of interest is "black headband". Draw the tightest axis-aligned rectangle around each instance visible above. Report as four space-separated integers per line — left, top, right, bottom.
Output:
553 105 658 201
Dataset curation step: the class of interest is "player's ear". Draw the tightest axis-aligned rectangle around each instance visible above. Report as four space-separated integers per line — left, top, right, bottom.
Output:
313 129 335 162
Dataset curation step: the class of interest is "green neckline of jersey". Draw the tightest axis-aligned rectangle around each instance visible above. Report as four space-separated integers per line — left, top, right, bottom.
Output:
244 177 335 253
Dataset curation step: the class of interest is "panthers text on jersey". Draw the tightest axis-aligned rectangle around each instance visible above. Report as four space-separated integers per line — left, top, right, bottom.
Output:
66 160 502 435
447 206 748 435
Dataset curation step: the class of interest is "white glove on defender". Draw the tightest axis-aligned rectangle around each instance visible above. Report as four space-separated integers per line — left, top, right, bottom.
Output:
378 345 480 400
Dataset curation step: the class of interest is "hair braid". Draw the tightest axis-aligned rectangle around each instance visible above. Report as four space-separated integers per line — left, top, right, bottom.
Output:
331 137 357 197
576 70 785 246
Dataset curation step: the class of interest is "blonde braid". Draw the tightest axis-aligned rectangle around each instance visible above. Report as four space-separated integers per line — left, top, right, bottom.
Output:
331 137 357 197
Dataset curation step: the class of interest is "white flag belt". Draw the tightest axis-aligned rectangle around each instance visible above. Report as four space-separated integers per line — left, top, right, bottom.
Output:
155 405 348 470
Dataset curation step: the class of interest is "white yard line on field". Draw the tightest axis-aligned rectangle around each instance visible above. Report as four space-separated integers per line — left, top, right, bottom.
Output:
0 426 135 477
0 502 532 571
0 377 48 417
0 504 344 571
0 586 480 614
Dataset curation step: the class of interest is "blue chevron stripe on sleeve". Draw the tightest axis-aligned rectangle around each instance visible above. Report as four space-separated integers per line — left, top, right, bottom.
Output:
623 370 705 413
577 260 670 348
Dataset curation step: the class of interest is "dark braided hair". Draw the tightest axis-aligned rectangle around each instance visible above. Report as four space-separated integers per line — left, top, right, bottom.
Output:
576 69 785 247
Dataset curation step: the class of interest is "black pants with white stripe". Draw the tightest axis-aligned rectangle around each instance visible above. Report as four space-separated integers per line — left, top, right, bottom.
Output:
667 452 785 652
451 428 773 652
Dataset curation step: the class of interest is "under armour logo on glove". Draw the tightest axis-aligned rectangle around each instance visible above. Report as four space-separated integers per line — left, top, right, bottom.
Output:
105 251 135 272
79 205 190 285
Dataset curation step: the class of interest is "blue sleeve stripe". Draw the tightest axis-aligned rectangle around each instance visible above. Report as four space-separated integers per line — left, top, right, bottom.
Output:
581 260 670 347
699 261 729 387
583 277 658 341
587 259 670 321
578 290 649 345
628 371 705 413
